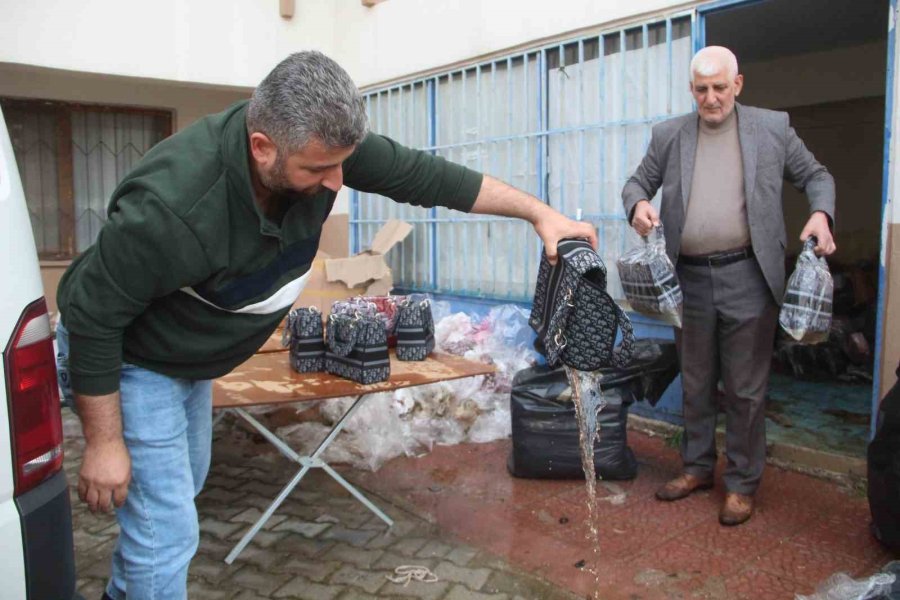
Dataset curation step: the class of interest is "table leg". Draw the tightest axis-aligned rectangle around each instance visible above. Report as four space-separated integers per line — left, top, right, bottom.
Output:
223 393 392 564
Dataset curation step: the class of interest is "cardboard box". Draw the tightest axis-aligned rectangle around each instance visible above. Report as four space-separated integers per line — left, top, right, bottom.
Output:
295 218 412 315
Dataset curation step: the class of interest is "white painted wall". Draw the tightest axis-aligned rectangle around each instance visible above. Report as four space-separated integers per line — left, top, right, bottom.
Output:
332 0 692 86
0 0 691 89
0 0 334 88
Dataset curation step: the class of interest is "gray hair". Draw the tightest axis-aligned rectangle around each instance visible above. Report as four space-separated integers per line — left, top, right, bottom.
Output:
247 51 368 152
690 46 739 81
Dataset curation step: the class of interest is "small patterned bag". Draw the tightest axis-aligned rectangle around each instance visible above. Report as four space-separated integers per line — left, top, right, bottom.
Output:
394 298 435 361
333 296 406 347
282 306 325 373
616 224 683 328
529 238 635 371
324 311 391 384
779 236 833 344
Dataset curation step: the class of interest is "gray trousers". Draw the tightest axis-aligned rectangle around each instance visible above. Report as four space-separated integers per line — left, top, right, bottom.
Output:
674 256 779 495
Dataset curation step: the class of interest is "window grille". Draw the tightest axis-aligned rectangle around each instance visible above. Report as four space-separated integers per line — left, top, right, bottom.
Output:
352 14 694 301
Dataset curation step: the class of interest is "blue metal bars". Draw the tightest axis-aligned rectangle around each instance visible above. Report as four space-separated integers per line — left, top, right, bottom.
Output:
351 13 694 301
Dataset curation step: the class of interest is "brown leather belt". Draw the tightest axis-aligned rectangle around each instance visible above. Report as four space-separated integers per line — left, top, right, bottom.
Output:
679 246 754 267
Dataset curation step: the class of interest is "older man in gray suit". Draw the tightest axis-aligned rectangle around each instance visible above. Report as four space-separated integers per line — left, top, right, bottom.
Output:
622 46 836 526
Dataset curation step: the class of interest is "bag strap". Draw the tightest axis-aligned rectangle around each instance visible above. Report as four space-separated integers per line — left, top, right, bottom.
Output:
327 314 358 357
282 310 297 347
544 288 574 366
609 302 636 369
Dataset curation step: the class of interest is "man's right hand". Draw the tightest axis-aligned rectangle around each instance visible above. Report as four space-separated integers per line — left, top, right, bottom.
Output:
74 391 131 512
79 438 131 513
631 200 660 237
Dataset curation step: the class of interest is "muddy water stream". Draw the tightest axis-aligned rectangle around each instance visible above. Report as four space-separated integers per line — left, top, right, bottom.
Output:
565 367 607 597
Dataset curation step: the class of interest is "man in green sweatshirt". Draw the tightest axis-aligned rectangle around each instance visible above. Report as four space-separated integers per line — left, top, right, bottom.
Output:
56 51 596 600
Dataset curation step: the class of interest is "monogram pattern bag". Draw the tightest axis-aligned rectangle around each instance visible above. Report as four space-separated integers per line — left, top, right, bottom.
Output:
333 296 407 347
394 298 435 361
324 312 391 384
282 307 325 373
529 238 635 371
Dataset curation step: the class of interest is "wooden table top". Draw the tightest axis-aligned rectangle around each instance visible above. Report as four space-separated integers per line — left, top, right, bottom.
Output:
213 351 496 408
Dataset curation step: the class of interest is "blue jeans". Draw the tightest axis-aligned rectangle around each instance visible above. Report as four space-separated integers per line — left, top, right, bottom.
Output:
57 323 212 600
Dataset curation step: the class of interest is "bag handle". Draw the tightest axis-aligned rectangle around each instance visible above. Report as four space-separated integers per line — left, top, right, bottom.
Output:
326 313 358 357
609 302 636 369
641 223 666 245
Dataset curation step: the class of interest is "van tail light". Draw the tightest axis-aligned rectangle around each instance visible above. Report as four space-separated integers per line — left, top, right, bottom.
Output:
4 298 64 496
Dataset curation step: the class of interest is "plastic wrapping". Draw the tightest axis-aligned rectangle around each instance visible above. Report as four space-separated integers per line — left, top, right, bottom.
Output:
269 304 535 471
507 339 679 480
795 572 896 600
780 237 834 344
507 364 637 480
616 225 683 327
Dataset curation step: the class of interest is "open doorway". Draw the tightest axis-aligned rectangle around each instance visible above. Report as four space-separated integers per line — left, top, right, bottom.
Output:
704 0 889 457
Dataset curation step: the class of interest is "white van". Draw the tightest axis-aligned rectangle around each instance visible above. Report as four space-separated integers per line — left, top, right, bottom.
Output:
0 106 80 598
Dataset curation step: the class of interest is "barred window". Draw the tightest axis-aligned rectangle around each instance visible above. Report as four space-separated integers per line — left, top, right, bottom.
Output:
1 98 172 259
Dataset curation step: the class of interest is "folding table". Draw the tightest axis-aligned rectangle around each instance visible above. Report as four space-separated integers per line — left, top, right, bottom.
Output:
212 350 495 564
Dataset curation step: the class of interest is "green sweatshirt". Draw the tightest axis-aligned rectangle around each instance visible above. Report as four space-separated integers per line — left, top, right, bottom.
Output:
58 101 483 395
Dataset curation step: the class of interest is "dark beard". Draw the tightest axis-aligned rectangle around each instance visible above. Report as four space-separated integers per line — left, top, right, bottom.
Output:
260 157 323 198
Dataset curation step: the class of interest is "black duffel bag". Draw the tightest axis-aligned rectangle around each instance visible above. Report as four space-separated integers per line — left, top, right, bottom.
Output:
869 362 900 551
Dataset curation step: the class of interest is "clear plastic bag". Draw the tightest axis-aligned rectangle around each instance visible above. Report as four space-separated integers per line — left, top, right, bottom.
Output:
616 224 683 327
794 571 896 600
780 237 834 344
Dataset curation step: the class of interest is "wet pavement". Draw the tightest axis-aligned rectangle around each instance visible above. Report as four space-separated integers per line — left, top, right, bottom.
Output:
64 404 899 600
350 429 899 599
64 408 577 600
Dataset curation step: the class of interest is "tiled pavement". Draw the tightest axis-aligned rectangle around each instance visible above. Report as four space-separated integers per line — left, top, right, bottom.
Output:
64 408 577 600
349 430 900 600
64 405 900 600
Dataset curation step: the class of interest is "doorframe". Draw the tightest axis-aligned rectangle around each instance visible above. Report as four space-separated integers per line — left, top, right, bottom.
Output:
694 0 897 439
874 0 897 435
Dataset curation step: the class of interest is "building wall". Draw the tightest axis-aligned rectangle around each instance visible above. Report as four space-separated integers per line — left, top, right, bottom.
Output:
0 0 334 88
0 0 693 89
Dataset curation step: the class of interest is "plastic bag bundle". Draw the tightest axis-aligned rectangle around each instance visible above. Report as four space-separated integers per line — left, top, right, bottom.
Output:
616 225 683 327
794 571 895 600
780 237 833 344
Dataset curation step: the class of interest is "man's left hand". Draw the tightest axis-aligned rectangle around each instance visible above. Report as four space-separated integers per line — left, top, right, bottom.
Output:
534 212 598 264
799 211 836 256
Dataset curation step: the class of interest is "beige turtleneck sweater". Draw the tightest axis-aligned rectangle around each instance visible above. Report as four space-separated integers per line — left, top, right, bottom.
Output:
680 110 752 256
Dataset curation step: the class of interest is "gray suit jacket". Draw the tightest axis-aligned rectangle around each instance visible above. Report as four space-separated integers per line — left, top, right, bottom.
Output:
621 103 835 302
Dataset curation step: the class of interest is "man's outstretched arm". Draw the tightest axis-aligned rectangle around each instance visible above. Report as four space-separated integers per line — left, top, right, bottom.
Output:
470 175 597 262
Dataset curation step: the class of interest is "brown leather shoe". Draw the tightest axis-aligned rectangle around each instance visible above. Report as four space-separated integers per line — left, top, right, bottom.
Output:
655 473 714 501
719 492 754 526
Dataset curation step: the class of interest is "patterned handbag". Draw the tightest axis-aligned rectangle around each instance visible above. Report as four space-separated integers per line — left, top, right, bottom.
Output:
333 296 407 347
282 306 325 373
394 298 435 361
324 311 391 384
529 238 635 371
